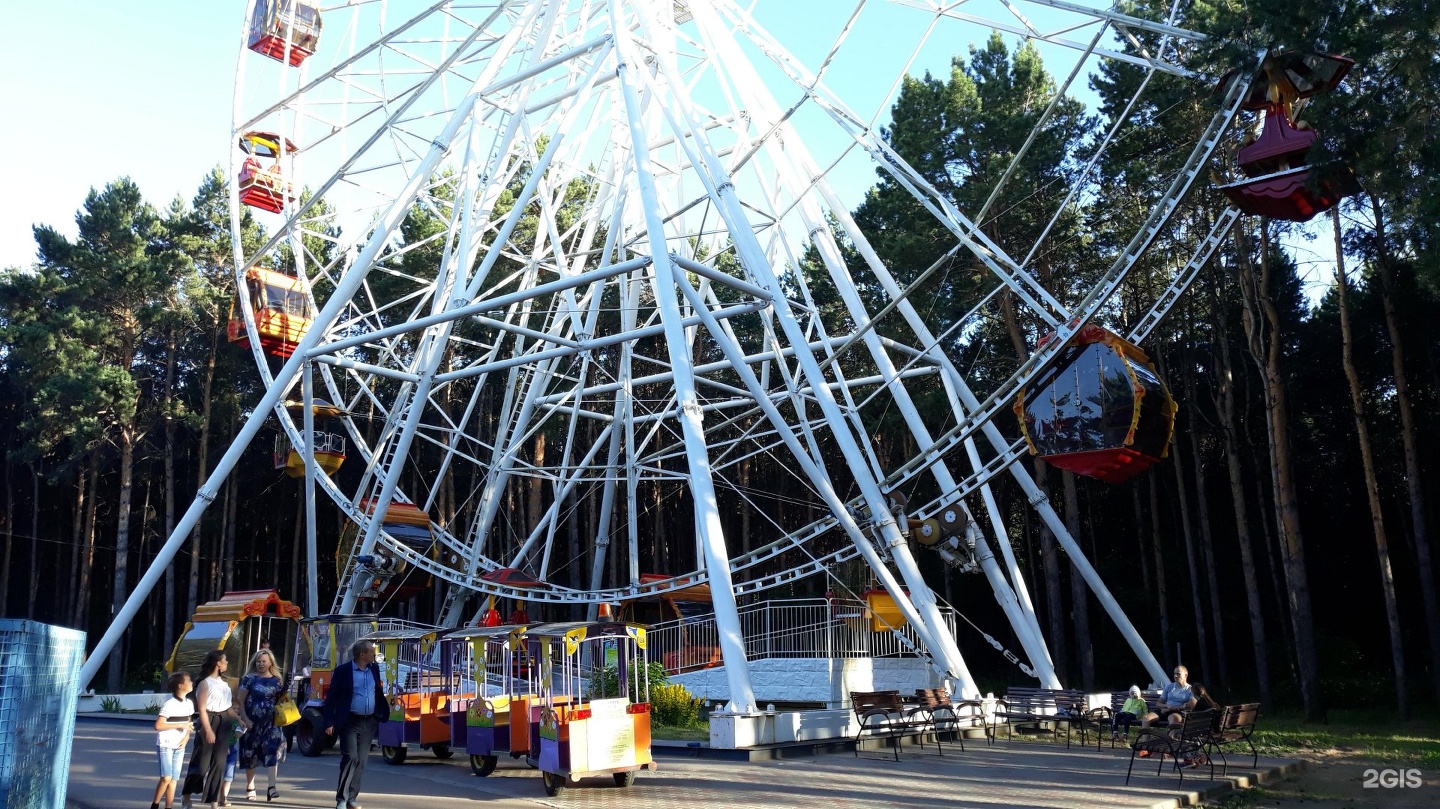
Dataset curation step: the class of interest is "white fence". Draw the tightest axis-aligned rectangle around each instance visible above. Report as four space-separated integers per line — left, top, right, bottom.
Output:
645 598 958 674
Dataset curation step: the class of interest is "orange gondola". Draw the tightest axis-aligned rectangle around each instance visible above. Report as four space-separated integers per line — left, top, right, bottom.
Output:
1015 325 1177 483
227 267 312 358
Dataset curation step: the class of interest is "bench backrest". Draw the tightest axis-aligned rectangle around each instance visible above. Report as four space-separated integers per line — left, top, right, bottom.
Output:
1003 687 1086 713
1223 702 1260 732
850 690 904 714
1178 708 1215 742
913 688 952 709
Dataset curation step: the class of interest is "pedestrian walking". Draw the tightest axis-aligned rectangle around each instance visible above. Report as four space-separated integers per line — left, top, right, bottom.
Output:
323 640 389 809
192 651 243 809
238 649 286 801
152 673 194 809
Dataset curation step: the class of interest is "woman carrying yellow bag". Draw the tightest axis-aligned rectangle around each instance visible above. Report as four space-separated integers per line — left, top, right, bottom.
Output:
237 651 287 802
274 696 300 728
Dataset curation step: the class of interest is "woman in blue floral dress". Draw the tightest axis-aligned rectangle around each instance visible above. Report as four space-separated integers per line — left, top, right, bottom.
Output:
237 650 286 801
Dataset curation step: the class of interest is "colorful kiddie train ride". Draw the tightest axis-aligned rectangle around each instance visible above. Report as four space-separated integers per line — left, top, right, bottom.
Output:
368 627 456 764
1015 325 1177 483
441 624 537 776
227 266 312 359
273 399 347 478
237 131 298 215
1215 51 1359 222
291 613 384 756
247 0 322 66
529 621 656 796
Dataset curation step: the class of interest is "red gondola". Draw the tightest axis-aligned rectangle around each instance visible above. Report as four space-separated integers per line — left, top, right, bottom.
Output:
237 131 297 214
248 0 323 67
1215 51 1359 222
1014 325 1177 483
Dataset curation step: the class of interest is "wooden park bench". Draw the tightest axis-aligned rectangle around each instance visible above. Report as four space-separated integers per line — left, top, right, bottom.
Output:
989 687 1089 748
910 688 984 752
850 690 941 761
1094 689 1163 748
1204 702 1261 775
1125 708 1216 785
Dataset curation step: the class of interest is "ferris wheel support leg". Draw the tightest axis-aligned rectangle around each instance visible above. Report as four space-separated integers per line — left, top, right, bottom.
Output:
631 1 976 700
611 6 756 712
303 362 321 618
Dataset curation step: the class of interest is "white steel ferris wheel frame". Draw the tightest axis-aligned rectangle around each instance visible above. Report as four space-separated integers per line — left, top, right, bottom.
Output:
82 0 1252 707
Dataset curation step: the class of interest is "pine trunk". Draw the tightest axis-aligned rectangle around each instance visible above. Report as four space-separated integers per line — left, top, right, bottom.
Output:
75 460 100 629
1036 461 1067 683
1148 475 1170 661
163 329 178 657
1237 223 1323 720
1370 194 1440 705
1062 470 1093 690
107 424 138 693
1 447 12 614
1334 208 1407 717
27 465 40 620
188 323 220 617
1169 417 1212 685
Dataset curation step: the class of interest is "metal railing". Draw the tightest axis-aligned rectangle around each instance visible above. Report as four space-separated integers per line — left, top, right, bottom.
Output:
645 597 958 674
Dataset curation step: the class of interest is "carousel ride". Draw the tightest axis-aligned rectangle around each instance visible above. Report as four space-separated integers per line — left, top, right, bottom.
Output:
86 0 1359 724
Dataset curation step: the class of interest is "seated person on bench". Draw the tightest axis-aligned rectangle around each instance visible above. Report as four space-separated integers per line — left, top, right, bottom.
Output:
1114 685 1148 740
1144 665 1196 728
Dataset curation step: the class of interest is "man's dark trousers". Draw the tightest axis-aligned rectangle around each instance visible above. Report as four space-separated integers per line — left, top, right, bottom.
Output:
337 712 381 805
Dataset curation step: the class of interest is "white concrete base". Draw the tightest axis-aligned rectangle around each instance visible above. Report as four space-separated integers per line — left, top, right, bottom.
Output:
675 657 939 708
708 708 859 749
76 692 165 713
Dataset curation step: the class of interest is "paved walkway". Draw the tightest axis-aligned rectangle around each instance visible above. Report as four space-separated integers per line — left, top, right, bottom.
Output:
68 716 1298 809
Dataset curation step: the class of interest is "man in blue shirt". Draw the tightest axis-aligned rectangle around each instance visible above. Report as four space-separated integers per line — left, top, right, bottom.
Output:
323 640 388 809
1144 664 1197 728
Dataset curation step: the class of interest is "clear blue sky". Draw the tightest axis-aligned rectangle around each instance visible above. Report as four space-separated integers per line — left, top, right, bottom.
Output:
1 2 245 269
0 1 1173 273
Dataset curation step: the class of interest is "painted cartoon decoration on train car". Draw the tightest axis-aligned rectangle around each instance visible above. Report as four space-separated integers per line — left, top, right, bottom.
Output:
237 131 298 214
248 0 322 66
1214 51 1359 221
1014 325 1177 483
273 399 347 478
227 266 312 358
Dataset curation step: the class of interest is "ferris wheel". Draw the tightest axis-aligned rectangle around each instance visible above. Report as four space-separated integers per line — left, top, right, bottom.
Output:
207 0 1262 709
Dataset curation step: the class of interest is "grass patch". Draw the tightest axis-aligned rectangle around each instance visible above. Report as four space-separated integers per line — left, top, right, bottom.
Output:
651 723 709 742
1248 708 1440 768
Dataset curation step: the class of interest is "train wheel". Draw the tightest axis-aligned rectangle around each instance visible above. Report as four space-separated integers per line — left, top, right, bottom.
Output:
542 770 565 797
613 770 637 787
470 754 497 777
295 717 326 757
431 743 453 760
381 745 408 765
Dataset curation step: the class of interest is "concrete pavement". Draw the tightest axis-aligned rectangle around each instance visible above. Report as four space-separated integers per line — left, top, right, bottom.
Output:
67 716 1300 808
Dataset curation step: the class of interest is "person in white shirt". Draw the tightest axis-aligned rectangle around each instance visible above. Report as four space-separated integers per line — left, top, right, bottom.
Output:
152 673 194 809
192 651 242 809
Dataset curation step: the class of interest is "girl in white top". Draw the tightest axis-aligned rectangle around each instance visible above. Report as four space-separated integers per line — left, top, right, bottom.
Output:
152 672 194 809
191 651 241 809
